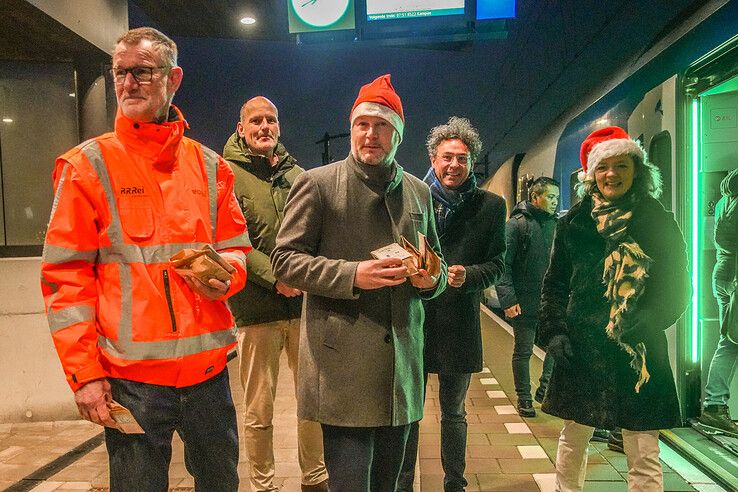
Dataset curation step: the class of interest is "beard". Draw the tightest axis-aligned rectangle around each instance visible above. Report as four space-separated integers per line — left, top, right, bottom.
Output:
353 147 396 167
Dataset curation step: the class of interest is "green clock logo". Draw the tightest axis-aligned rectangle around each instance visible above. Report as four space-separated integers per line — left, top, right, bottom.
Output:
290 0 351 28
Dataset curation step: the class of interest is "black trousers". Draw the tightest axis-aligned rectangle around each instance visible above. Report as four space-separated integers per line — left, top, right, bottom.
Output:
321 423 411 491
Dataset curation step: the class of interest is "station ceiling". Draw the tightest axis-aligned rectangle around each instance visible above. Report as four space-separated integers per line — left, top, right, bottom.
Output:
129 0 714 166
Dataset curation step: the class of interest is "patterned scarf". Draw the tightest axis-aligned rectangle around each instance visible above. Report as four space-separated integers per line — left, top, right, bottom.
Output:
423 168 477 235
591 193 653 393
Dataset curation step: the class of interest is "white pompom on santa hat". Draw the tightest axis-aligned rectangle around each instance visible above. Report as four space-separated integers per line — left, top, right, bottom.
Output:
350 74 405 142
578 126 645 182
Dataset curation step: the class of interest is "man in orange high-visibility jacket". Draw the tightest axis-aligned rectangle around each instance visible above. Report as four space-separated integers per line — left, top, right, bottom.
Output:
40 27 251 492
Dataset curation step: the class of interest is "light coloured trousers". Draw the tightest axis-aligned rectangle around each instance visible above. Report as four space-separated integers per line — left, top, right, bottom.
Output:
555 420 662 492
237 319 327 491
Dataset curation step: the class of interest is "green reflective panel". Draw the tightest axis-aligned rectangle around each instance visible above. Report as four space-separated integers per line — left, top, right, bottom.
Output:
691 98 701 363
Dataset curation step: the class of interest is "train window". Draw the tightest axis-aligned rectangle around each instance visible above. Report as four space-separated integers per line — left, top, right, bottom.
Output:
569 169 582 207
517 173 534 203
648 131 672 210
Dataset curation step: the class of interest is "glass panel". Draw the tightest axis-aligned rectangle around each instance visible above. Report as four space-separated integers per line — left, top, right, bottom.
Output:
0 61 78 246
648 130 672 210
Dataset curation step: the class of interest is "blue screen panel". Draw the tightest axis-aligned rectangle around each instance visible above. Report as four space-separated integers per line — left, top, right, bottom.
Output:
476 0 515 20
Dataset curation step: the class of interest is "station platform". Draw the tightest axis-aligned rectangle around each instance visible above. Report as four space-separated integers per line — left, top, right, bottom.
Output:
0 308 725 491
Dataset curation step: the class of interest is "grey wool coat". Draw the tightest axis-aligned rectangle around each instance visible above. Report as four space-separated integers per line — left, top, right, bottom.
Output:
271 155 447 427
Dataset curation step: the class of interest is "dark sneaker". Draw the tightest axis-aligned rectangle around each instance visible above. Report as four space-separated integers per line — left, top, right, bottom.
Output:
517 400 536 417
534 387 546 404
590 428 610 442
608 428 624 453
699 405 738 437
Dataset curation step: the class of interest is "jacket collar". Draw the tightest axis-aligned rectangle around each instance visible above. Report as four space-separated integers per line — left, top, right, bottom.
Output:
114 105 187 172
346 153 403 194
223 132 297 182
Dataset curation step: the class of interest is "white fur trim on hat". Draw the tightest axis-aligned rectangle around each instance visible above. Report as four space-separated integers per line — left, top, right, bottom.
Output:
351 101 404 142
584 138 644 180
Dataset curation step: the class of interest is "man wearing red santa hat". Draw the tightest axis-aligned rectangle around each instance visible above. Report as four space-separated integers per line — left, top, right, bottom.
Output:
272 74 447 490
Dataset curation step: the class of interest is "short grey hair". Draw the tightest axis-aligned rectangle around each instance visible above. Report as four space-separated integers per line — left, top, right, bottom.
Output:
426 116 483 163
115 27 177 67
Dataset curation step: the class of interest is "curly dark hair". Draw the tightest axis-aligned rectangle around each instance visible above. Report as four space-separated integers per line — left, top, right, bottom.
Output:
426 116 482 163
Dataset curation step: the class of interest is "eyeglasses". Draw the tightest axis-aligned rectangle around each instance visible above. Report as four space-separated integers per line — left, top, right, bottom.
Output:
438 154 470 165
110 66 170 84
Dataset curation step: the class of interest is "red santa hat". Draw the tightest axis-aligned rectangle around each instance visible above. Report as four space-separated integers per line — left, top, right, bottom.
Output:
350 74 405 141
578 126 645 182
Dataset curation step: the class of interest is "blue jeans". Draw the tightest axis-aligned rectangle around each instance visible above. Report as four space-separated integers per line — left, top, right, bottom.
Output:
704 334 738 407
511 316 554 402
321 423 410 492
398 373 471 491
105 369 239 492
704 284 738 408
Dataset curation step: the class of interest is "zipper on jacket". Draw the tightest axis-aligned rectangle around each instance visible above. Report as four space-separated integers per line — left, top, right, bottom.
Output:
162 270 178 332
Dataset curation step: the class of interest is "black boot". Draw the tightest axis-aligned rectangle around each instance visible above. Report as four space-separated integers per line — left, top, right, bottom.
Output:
590 428 610 443
699 405 738 437
607 428 624 453
517 399 536 417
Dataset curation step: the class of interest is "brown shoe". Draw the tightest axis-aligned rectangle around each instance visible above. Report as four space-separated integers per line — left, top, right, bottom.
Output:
302 479 329 492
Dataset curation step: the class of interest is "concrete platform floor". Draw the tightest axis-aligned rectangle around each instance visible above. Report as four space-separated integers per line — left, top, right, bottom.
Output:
0 308 723 491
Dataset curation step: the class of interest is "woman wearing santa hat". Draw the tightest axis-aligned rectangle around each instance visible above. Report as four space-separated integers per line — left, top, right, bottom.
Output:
538 126 690 491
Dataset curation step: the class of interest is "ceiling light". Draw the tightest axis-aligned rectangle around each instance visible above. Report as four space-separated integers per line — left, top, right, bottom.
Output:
240 16 256 25
2 118 13 123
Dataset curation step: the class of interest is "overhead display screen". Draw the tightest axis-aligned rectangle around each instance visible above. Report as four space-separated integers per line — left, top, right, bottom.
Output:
476 0 516 20
288 0 355 33
366 0 465 21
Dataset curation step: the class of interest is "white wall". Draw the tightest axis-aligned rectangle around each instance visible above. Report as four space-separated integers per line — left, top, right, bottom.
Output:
0 258 77 423
26 0 128 54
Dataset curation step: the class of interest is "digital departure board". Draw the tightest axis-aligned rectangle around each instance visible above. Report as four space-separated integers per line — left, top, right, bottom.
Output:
476 0 516 20
366 0 464 21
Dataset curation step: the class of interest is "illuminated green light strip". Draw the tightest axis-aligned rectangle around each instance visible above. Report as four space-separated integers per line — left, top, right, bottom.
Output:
691 98 700 364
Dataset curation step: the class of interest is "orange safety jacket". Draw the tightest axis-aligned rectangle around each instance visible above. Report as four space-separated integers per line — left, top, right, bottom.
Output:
41 106 251 392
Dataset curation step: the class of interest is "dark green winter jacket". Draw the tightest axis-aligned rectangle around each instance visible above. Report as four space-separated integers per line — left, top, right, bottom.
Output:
223 132 303 326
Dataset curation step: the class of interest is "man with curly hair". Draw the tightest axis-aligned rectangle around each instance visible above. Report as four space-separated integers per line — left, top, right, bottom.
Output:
398 117 507 491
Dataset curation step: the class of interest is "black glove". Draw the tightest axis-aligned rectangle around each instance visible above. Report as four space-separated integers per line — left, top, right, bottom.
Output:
618 309 655 347
547 334 573 368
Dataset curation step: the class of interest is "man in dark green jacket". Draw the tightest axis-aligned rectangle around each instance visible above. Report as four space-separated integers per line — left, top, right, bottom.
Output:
223 96 327 492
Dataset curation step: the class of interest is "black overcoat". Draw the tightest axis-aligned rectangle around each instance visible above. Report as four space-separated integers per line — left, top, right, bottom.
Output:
423 188 507 374
539 195 690 430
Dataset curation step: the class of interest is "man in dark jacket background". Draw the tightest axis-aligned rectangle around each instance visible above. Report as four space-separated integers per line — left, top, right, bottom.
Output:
699 167 738 436
223 96 328 492
496 177 559 417
398 117 507 492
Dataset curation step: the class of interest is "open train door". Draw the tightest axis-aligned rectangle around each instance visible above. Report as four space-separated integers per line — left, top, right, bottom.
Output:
671 33 738 483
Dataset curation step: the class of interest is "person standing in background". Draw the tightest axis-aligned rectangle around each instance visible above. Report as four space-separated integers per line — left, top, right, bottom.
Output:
699 167 738 437
398 116 506 492
496 176 559 418
223 96 328 491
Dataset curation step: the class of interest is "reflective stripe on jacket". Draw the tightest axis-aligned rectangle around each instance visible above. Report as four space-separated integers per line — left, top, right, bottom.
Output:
41 106 251 391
